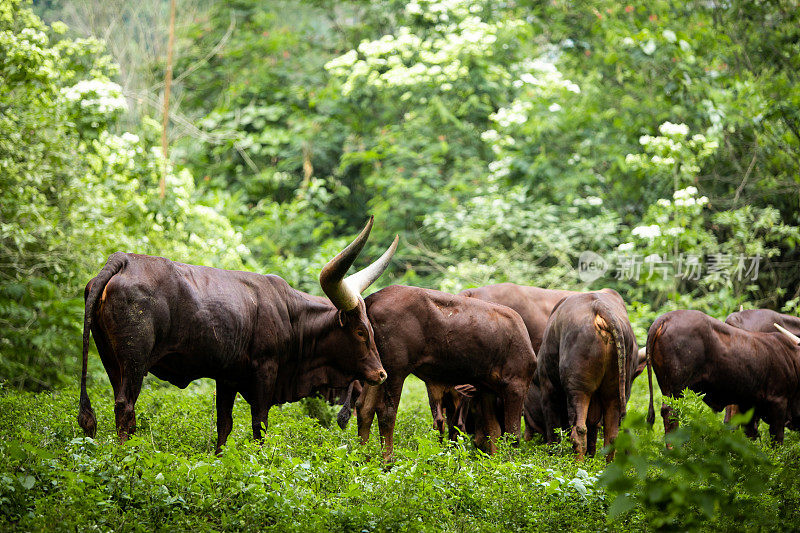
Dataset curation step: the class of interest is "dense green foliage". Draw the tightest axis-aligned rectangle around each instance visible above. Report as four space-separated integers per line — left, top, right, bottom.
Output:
4 0 798 387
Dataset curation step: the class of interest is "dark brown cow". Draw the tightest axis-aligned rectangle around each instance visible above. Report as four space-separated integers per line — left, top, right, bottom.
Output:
440 285 581 442
450 285 646 444
79 217 397 452
723 309 800 431
646 310 800 443
537 291 638 460
351 285 537 461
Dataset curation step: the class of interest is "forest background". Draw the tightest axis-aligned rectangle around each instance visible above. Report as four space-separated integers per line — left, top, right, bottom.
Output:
2 0 800 393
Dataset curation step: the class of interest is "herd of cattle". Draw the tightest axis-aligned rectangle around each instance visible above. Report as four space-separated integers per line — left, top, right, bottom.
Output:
77 218 800 461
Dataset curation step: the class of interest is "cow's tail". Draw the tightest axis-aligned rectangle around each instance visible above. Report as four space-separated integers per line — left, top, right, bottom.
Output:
336 381 359 429
79 252 127 438
645 321 662 426
593 299 627 421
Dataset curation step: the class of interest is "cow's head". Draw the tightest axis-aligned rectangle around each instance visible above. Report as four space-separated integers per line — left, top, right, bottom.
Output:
319 216 397 386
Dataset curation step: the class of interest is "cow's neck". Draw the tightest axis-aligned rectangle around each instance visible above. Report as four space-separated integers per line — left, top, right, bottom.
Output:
274 290 344 403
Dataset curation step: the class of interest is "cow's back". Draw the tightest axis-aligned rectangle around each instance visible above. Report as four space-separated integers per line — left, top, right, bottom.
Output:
649 310 799 409
725 309 800 336
366 285 535 385
97 253 295 378
461 283 578 351
539 292 633 386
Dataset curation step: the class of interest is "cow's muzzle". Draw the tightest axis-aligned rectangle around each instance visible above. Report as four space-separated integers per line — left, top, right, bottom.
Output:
366 369 387 386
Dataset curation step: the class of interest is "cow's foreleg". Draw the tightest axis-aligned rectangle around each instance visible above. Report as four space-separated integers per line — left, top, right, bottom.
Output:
215 384 237 454
356 383 381 444
250 402 270 441
477 392 501 454
766 403 787 444
500 385 524 444
249 364 276 441
376 380 403 464
539 379 562 445
586 422 598 458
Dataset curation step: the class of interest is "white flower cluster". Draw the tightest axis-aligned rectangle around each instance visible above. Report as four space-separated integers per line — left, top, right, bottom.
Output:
97 131 142 169
487 156 513 180
673 186 708 207
480 129 515 154
632 224 661 239
62 79 128 114
325 1 523 96
511 57 580 94
490 99 532 128
405 0 482 23
658 121 689 137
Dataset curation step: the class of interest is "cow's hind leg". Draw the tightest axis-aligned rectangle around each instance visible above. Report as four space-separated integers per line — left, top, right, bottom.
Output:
425 383 446 441
215 383 237 454
567 391 591 461
114 361 145 443
602 401 622 462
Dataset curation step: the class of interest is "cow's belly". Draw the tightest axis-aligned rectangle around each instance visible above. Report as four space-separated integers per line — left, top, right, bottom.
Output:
149 351 246 388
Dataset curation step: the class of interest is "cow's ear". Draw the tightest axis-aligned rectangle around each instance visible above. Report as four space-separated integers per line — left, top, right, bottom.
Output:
337 309 348 328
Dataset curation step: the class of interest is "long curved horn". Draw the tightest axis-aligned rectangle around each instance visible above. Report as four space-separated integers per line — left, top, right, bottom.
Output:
344 235 399 295
320 217 374 311
774 323 800 345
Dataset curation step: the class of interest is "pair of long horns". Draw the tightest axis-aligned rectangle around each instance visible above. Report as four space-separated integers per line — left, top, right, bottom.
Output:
774 323 800 345
319 216 399 311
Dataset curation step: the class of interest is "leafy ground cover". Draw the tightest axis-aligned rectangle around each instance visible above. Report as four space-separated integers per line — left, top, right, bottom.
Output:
2 373 799 531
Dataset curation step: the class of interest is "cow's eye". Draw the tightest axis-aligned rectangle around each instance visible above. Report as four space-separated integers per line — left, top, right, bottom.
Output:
356 328 368 340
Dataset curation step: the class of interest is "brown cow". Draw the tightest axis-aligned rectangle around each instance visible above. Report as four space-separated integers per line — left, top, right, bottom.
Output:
537 290 638 460
723 309 800 432
79 217 397 452
646 310 800 443
450 285 646 444
352 285 537 462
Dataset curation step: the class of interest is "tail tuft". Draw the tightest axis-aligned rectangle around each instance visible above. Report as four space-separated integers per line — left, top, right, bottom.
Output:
78 390 97 437
337 403 353 429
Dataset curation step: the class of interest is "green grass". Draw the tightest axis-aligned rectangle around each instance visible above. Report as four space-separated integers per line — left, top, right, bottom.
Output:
0 372 797 531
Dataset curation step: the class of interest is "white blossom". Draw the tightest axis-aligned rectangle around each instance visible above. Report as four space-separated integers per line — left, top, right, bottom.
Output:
62 79 127 114
632 224 661 239
659 121 690 137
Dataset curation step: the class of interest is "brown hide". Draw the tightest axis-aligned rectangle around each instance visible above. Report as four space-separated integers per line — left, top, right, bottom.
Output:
79 222 395 453
355 285 537 461
537 291 638 460
723 309 800 430
646 310 800 444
